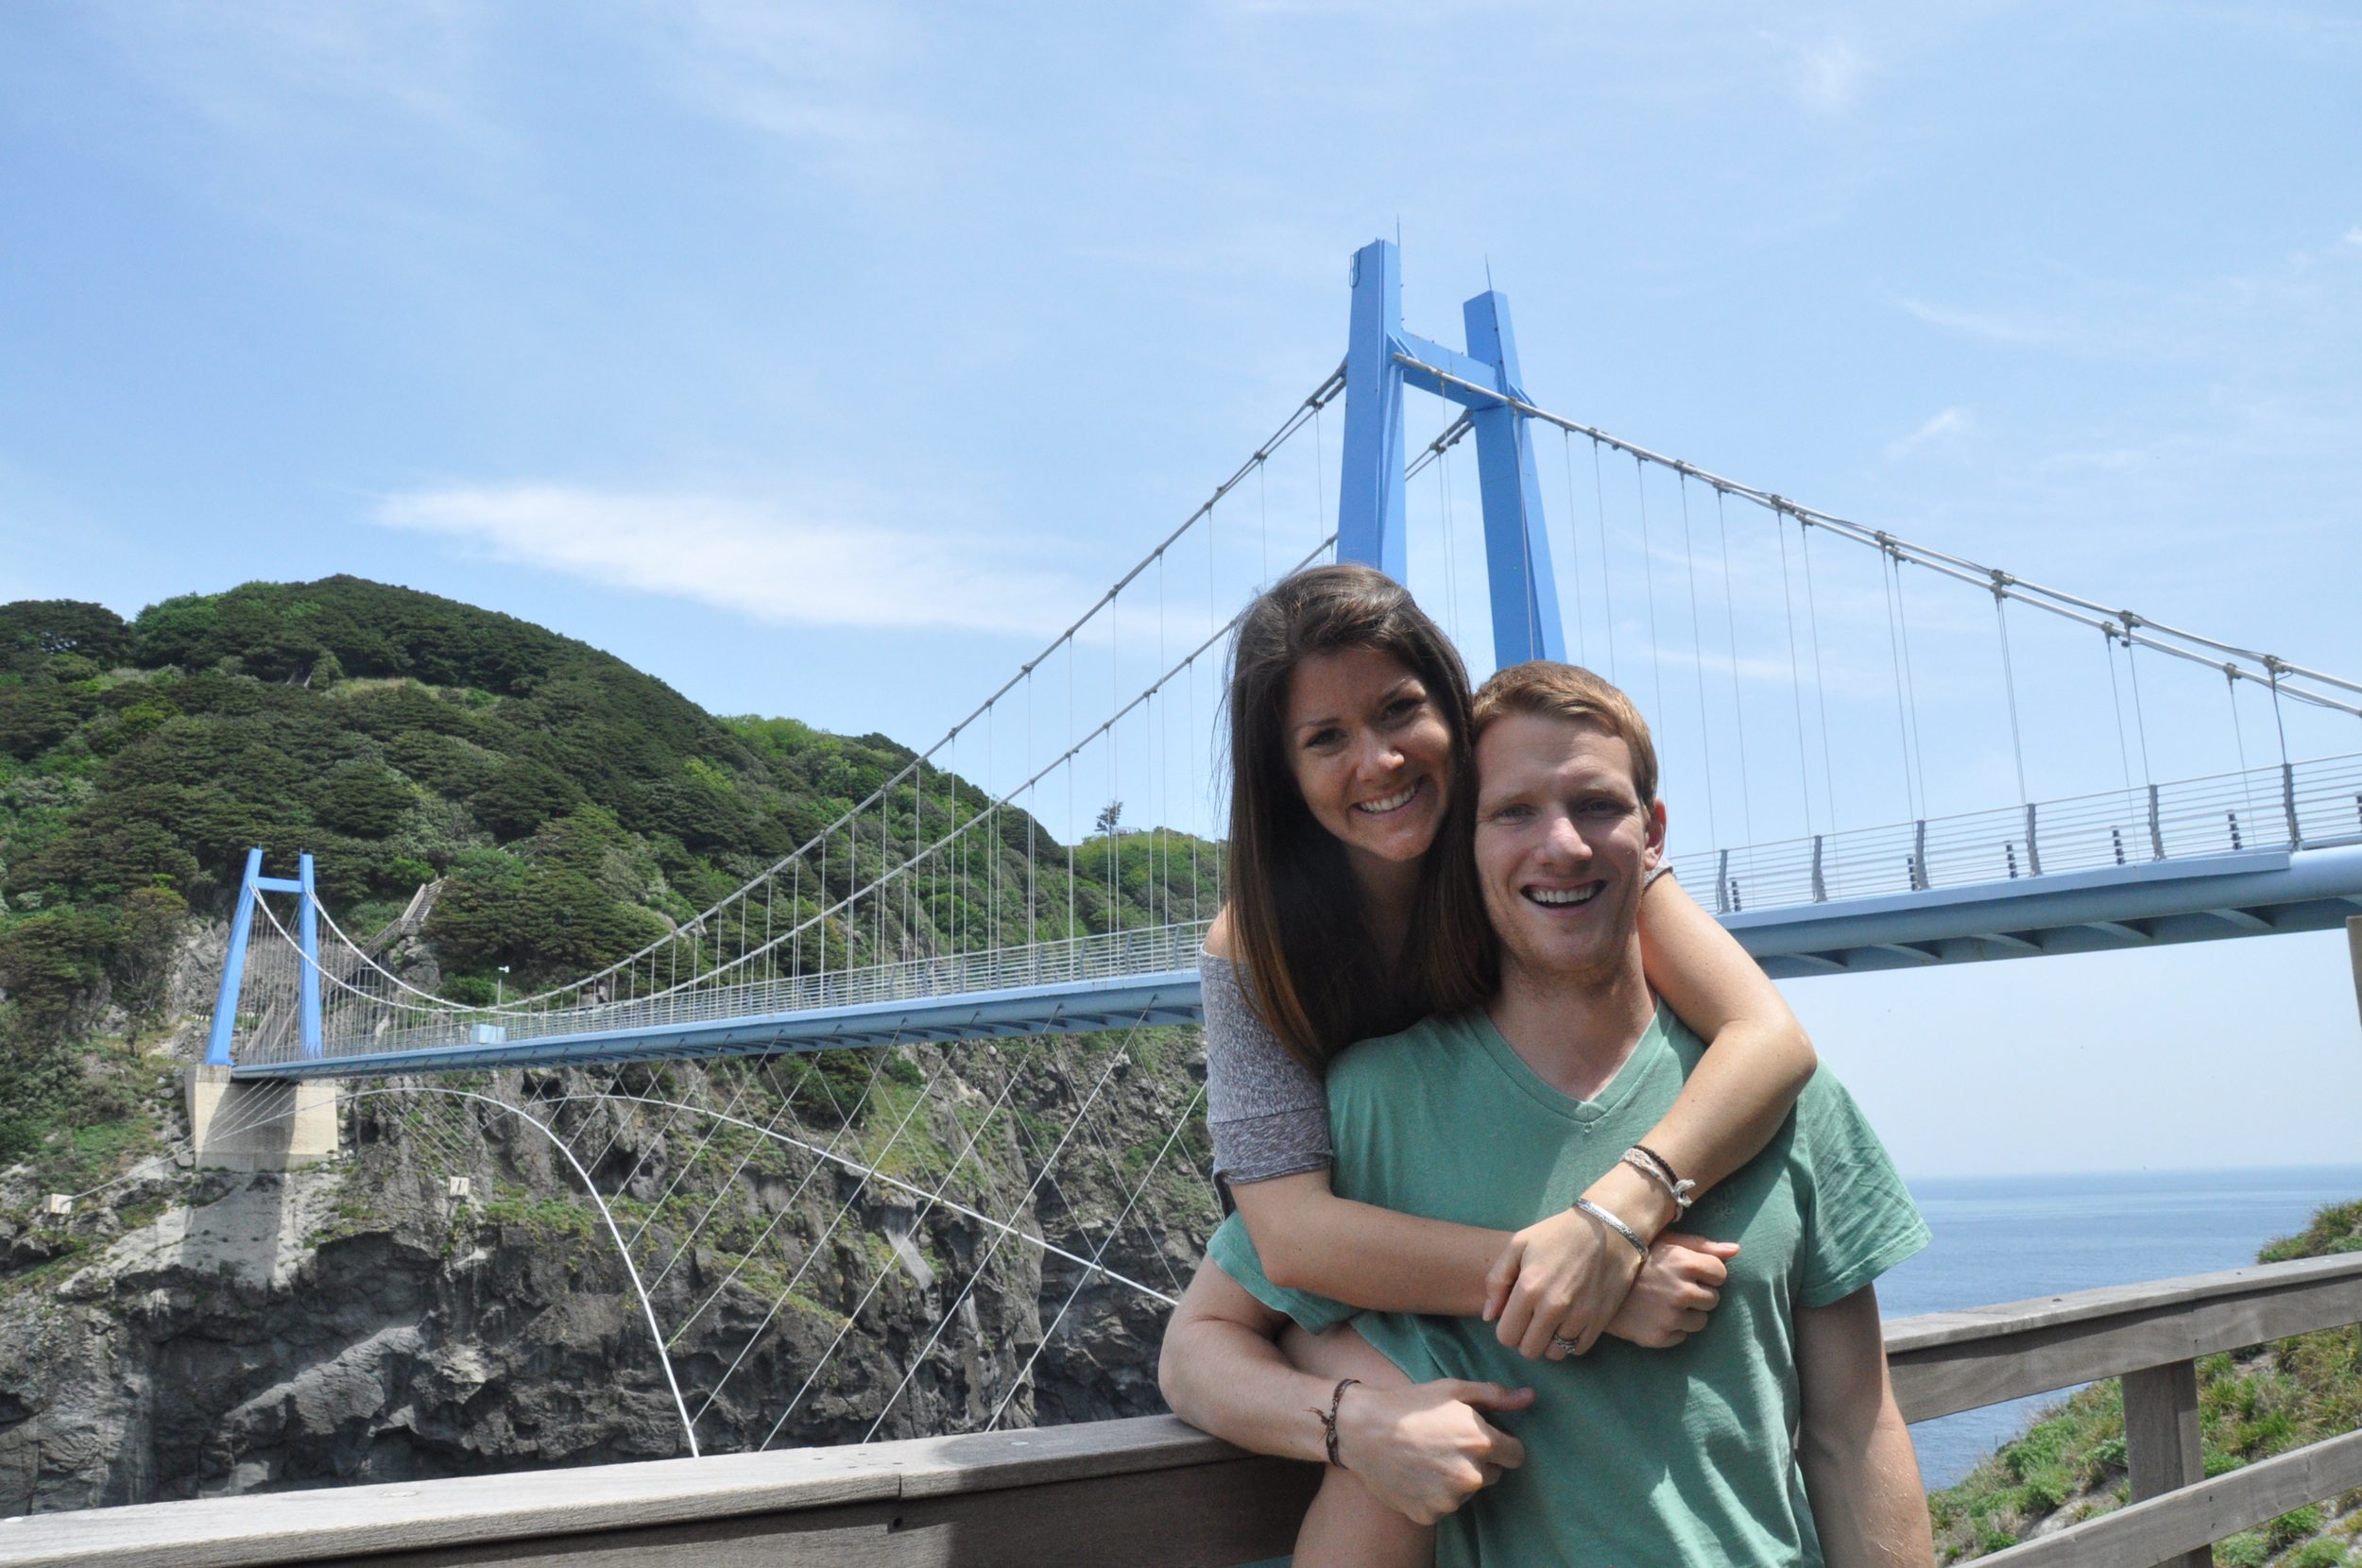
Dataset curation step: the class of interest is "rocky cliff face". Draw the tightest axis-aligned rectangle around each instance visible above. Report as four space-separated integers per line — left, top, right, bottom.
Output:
0 1018 1217 1511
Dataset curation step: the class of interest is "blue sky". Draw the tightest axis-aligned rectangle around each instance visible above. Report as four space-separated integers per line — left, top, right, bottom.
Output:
5 2 2358 1176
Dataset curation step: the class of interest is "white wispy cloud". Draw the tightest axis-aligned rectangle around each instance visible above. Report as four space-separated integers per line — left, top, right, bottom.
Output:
374 486 1094 637
1886 407 1976 460
1901 223 2362 362
1792 38 1871 112
638 0 932 183
1900 298 2061 347
90 2 494 148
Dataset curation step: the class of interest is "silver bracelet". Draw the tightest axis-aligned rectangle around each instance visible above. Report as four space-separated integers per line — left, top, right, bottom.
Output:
1573 1197 1650 1259
1619 1147 1697 1212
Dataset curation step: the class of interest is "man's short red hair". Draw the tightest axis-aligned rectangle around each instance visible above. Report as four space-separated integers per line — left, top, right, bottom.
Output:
1471 661 1659 806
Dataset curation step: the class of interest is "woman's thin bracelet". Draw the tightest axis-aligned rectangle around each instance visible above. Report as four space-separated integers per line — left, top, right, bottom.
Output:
1309 1376 1361 1467
1573 1197 1650 1258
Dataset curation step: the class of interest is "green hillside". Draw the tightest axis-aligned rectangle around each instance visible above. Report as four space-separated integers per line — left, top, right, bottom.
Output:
0 579 1214 1191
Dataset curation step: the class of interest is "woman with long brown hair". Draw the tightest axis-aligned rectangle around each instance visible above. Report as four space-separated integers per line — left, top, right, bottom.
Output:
1176 561 1815 1560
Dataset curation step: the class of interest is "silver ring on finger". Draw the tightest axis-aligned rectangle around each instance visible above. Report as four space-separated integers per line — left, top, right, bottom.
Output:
1549 1334 1582 1355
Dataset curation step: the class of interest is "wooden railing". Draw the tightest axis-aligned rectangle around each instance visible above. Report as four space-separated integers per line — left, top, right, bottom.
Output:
7 1253 2360 1568
1887 1251 2362 1568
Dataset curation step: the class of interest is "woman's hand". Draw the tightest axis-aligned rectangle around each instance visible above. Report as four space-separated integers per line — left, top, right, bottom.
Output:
1333 1378 1534 1525
1482 1205 1646 1359
1607 1232 1737 1349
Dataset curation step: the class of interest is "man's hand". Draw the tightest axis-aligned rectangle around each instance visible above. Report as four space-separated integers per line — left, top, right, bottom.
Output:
1333 1379 1534 1525
1608 1233 1737 1348
1483 1205 1645 1358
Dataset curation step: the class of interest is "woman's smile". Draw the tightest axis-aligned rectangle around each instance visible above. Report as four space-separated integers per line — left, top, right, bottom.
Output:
1355 778 1427 816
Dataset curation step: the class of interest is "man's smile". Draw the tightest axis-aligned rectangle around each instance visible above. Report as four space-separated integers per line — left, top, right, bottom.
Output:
1524 880 1604 909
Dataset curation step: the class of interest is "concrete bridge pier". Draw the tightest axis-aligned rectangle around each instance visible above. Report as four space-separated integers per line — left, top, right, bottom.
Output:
183 1065 339 1171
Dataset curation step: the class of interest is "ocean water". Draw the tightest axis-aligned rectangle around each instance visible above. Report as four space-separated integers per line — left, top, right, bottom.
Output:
1881 1164 2362 1490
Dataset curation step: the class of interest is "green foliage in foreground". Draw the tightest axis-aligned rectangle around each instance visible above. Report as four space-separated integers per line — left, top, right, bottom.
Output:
1930 1195 2362 1564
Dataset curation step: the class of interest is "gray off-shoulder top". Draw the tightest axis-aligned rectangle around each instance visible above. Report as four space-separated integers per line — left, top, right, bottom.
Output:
1200 949 1332 1185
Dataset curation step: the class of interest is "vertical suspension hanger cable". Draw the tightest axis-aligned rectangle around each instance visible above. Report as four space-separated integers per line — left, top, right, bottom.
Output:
1208 494 1224 912
1158 546 1169 932
1026 667 1037 946
1187 649 1199 929
1591 435 1618 684
1067 635 1077 943
1877 538 1921 820
1633 454 1668 725
1202 486 1215 927
1313 402 1326 557
1796 519 1840 832
1439 442 1463 643
1256 457 1269 584
2225 666 2257 822
988 698 999 955
1515 412 1534 660
909 747 921 960
2102 623 2137 811
2122 620 2156 792
935 727 945 963
1715 487 1754 849
2265 656 2293 771
1993 579 2031 810
1772 502 1816 839
1560 426 1588 667
1891 548 1931 818
1676 470 1720 848
1109 586 1121 928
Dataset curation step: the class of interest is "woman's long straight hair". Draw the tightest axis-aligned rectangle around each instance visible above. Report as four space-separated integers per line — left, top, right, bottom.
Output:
1222 564 1495 1072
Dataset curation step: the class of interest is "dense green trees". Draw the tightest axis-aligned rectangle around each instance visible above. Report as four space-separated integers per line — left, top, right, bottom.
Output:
0 576 1222 1193
0 576 1247 1200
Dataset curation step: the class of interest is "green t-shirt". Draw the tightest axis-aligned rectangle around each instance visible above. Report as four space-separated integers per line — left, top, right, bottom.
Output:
1207 1005 1929 1568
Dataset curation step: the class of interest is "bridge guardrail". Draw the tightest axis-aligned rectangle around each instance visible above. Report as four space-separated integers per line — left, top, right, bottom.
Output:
13 1253 2360 1566
237 919 1217 1069
1678 753 2362 914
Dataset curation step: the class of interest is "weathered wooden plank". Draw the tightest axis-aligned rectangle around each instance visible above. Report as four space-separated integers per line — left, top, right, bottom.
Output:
0 1445 897 1568
2122 1359 2206 1568
0 1455 1317 1568
0 1423 1297 1568
1976 1427 2362 1568
1889 1265 2362 1422
1882 1253 2362 1354
887 1415 1241 1497
194 1457 1311 1568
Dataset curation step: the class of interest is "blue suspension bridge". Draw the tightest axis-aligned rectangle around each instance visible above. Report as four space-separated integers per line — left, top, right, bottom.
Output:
133 238 2362 1458
207 238 2362 1082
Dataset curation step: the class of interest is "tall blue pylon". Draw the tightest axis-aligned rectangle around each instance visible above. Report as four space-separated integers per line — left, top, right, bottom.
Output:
203 849 323 1068
1333 238 1566 672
